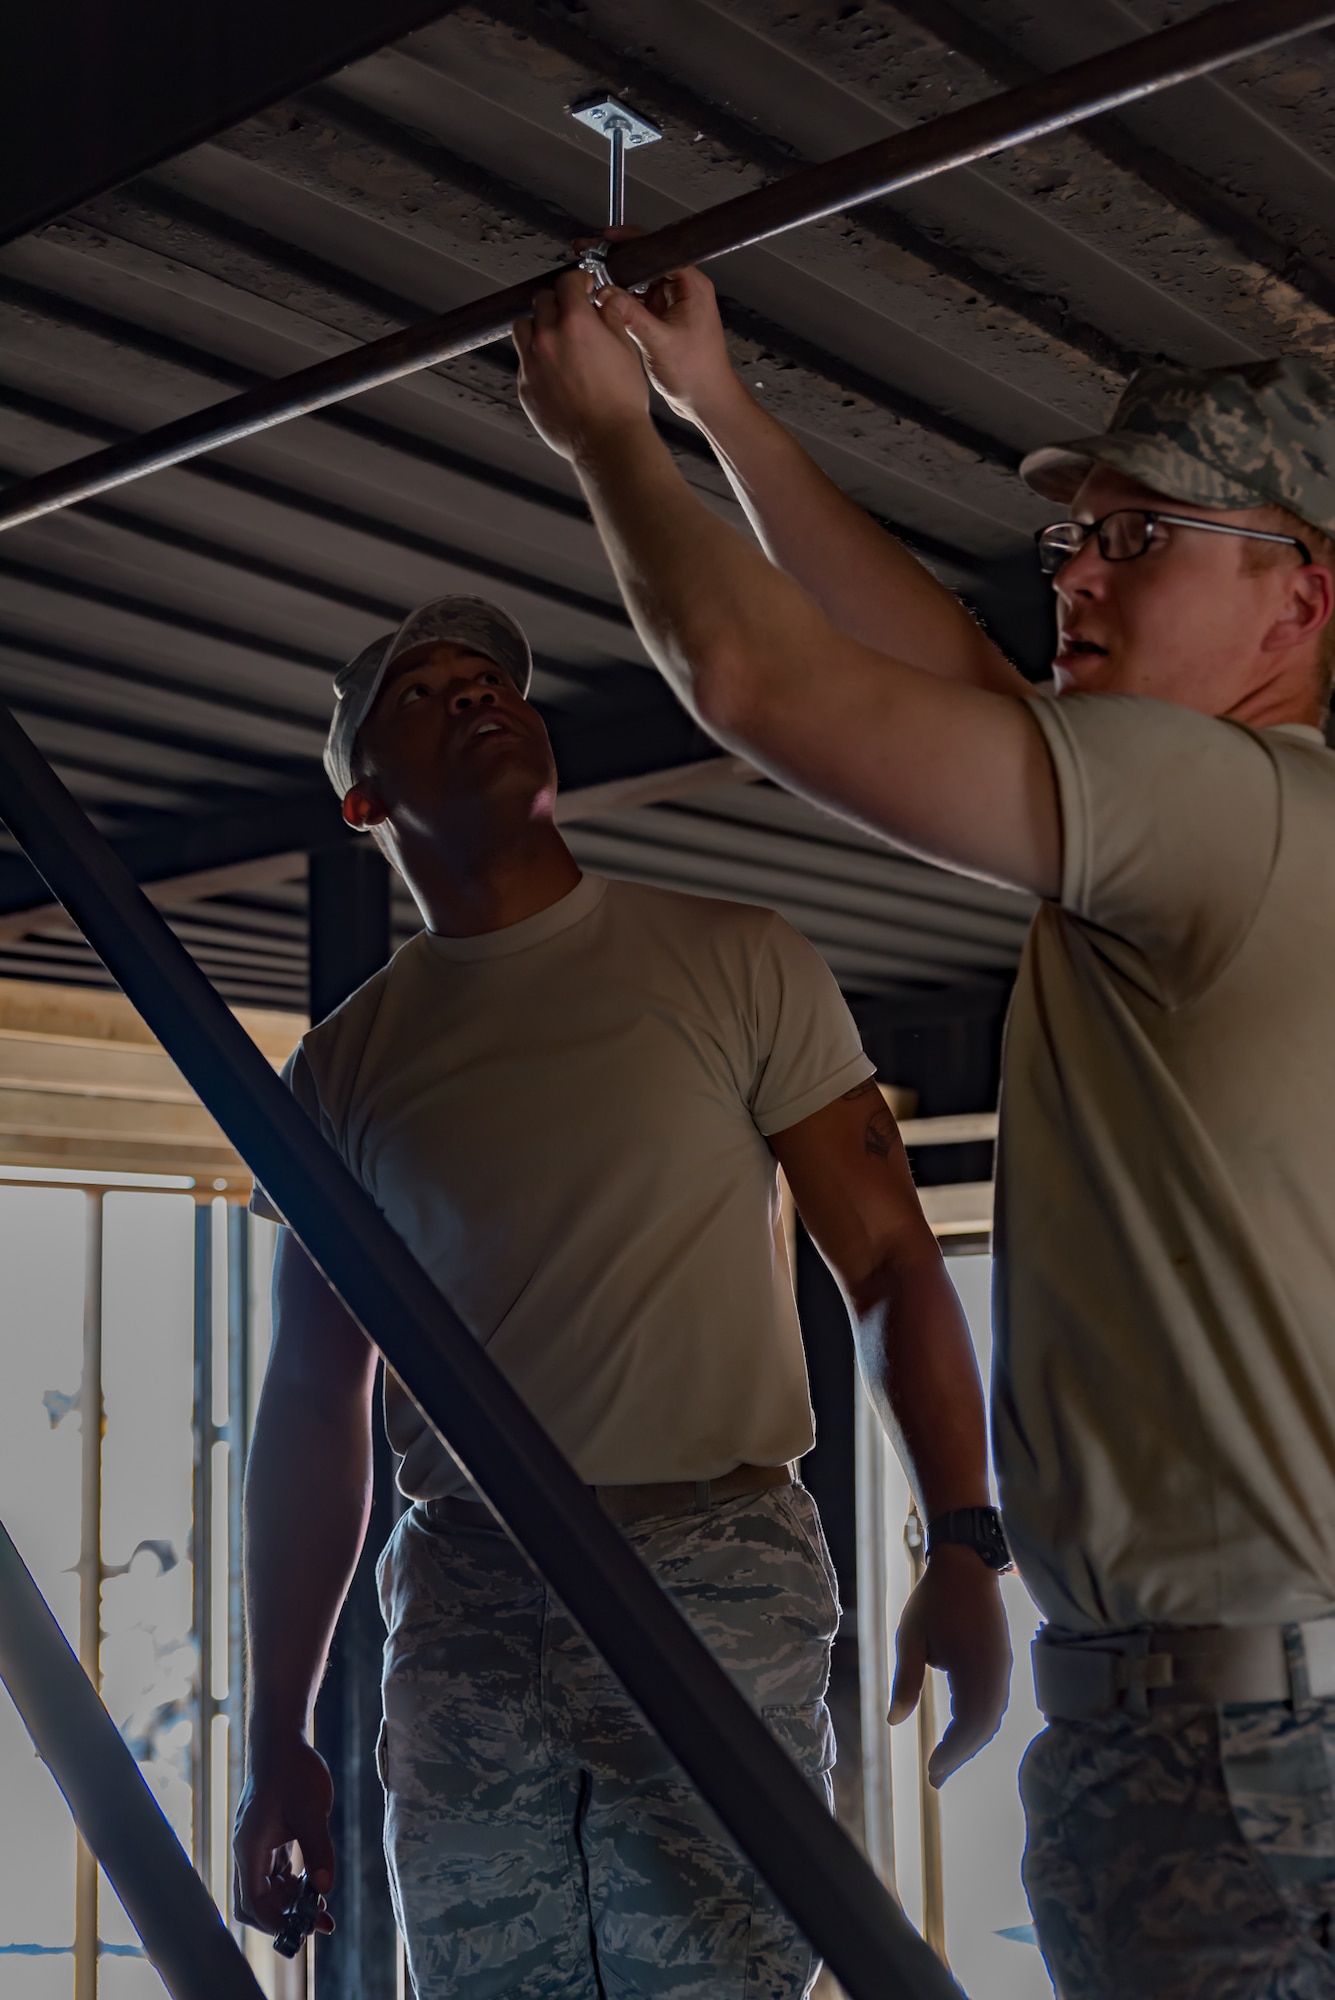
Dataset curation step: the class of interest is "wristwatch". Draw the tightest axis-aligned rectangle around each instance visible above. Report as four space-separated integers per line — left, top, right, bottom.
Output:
926 1506 1013 1572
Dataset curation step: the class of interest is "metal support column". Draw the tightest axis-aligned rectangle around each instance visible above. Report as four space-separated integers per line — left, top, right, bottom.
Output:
853 1382 896 1893
226 1205 252 1941
191 1202 214 1889
308 842 392 1031
905 1511 946 1964
308 843 397 2000
75 1191 104 2000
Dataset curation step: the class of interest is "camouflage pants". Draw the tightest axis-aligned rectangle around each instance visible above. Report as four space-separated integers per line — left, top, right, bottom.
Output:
376 1485 839 1999
1022 1685 1335 1997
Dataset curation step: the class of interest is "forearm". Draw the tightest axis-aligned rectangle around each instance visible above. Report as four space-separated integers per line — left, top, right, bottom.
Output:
575 414 981 739
573 415 1057 895
691 377 1004 682
851 1242 990 1521
243 1379 373 1749
574 416 822 729
774 1082 1010 1777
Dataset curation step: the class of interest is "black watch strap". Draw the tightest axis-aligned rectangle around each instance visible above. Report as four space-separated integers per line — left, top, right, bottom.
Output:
926 1505 1013 1572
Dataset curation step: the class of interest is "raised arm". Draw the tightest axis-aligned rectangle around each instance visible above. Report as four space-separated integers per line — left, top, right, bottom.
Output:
233 1228 380 1940
771 1081 1011 1783
590 249 1028 694
514 273 1059 899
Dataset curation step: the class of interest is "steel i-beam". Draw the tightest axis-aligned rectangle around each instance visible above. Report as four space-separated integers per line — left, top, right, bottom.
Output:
0 0 1331 534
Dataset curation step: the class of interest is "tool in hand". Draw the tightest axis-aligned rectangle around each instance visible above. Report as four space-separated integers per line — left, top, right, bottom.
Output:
273 1872 326 1959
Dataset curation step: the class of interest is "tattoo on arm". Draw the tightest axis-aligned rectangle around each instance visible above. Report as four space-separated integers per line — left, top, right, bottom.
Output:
842 1078 896 1159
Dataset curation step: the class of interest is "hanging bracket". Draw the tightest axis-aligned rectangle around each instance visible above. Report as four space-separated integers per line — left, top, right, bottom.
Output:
569 93 663 256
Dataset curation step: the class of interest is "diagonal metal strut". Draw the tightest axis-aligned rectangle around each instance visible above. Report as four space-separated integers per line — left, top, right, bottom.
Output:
0 1516 264 1999
0 0 1332 535
0 700 961 1999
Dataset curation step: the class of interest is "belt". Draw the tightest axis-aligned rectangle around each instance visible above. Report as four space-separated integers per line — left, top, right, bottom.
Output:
423 1461 793 1533
1033 1616 1335 1721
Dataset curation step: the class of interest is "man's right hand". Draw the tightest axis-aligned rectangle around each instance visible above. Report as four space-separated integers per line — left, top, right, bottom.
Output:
574 229 740 430
233 1733 338 1938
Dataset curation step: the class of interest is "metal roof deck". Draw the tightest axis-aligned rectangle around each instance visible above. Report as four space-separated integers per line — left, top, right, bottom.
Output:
1 0 1331 1009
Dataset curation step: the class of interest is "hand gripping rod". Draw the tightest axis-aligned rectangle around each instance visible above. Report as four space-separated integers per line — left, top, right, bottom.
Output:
0 0 1332 534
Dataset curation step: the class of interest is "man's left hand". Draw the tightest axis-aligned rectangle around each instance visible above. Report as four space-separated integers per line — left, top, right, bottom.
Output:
514 271 652 462
888 1545 1012 1787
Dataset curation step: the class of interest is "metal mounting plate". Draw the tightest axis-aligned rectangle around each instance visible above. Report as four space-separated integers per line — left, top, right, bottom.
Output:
569 95 663 149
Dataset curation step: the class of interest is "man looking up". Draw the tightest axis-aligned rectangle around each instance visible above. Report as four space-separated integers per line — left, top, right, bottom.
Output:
513 271 1335 1997
232 593 1009 1999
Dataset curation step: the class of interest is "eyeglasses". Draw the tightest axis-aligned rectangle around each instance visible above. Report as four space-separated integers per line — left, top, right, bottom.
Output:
1035 509 1312 577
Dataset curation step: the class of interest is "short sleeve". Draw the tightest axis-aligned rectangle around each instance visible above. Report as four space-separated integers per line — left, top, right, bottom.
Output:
1029 693 1281 1007
248 1044 328 1225
747 916 874 1136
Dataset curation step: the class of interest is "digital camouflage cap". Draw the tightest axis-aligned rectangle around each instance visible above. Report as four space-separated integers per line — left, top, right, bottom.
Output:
1020 356 1335 540
324 595 533 801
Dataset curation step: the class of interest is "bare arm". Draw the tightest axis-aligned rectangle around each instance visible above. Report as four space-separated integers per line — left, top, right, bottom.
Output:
587 248 1028 694
233 1228 379 1937
775 1082 989 1519
514 275 1060 899
772 1083 1010 1784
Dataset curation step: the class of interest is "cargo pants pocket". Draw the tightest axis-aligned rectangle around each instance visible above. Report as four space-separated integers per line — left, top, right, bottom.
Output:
1220 1687 1335 1951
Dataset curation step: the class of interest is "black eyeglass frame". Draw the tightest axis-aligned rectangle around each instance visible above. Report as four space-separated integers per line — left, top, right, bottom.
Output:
1035 508 1312 577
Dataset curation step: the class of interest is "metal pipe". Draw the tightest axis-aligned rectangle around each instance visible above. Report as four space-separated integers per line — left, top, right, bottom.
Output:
75 1191 105 2000
906 1511 947 1963
191 1202 214 1890
854 1383 897 1893
0 710 957 2000
306 841 399 2000
0 0 1329 535
225 1206 251 1944
0 1515 264 1999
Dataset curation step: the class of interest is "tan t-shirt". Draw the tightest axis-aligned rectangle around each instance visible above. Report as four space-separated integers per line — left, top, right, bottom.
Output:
258 873 871 1500
996 693 1335 1633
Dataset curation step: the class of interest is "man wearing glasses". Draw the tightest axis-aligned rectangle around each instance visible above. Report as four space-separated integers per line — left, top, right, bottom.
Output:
513 263 1335 1997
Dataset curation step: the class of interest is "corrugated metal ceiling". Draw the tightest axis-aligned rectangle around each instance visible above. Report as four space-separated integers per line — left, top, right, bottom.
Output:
0 0 1331 1009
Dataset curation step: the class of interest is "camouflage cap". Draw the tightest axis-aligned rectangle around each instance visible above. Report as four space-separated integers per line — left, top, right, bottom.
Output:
1020 356 1335 540
324 595 533 801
